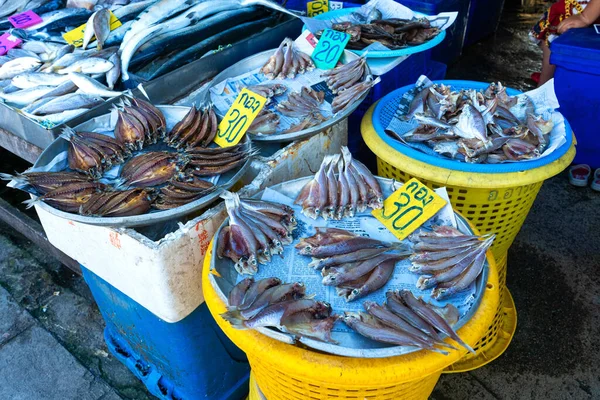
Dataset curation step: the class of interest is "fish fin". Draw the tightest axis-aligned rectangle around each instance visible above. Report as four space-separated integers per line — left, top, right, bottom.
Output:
220 310 246 329
22 197 40 209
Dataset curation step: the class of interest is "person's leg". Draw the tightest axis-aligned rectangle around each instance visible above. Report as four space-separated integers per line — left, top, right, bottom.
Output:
539 42 556 86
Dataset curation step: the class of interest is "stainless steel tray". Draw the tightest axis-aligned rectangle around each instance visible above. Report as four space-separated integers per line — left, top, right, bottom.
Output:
209 176 489 358
200 49 371 143
31 105 251 228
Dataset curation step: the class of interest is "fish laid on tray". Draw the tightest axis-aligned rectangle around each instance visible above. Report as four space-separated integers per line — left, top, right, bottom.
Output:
409 226 494 300
0 0 290 127
392 81 554 163
221 277 338 343
217 191 298 275
1 96 252 217
297 228 411 302
295 146 383 220
237 41 379 137
343 290 474 354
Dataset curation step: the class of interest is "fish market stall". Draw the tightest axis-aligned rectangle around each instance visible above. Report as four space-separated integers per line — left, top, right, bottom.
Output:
361 77 576 372
202 152 501 397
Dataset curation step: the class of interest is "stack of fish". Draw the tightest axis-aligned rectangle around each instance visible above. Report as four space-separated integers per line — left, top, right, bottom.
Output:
260 38 314 79
186 144 253 177
119 151 188 187
318 18 441 50
396 82 554 163
409 226 494 300
297 228 411 302
24 179 107 213
222 277 338 343
217 191 297 275
64 127 129 178
322 54 366 94
343 290 474 354
294 147 383 220
165 105 217 149
0 0 290 126
80 187 156 216
155 175 216 210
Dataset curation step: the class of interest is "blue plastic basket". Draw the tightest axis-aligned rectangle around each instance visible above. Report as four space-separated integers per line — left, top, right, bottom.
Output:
464 0 505 46
371 80 573 173
81 266 250 400
398 0 470 63
308 8 446 58
551 27 600 168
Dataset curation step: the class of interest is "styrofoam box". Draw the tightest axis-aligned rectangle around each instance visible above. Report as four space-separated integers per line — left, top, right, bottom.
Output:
35 121 348 323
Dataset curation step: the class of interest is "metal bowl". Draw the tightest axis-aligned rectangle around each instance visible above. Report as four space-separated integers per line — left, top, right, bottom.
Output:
31 105 251 228
208 176 489 358
203 48 372 143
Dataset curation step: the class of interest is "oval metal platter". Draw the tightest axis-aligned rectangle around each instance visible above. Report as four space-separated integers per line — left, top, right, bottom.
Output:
202 49 372 143
31 105 251 228
209 176 489 358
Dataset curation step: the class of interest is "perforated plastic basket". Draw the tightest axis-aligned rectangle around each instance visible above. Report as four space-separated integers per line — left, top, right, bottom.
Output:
204 239 500 399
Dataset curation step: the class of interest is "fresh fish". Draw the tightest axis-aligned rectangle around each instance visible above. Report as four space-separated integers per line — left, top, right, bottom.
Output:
112 0 158 22
12 72 70 89
0 85 56 106
1 83 22 94
105 52 120 89
32 93 103 115
0 0 29 18
68 72 121 97
26 8 92 31
86 20 133 50
23 108 89 125
57 58 113 74
0 57 41 80
37 80 77 100
82 8 111 50
281 312 339 343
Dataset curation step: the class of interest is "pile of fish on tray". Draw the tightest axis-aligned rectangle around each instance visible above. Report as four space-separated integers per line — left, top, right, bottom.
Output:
294 146 383 219
217 191 298 275
236 39 379 136
393 82 555 163
0 0 290 126
409 226 493 300
222 277 339 343
1 96 253 216
298 228 411 302
343 290 474 354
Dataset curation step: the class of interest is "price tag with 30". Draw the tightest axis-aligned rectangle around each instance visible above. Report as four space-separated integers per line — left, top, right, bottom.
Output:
62 11 121 47
311 29 351 70
307 0 328 17
214 88 267 148
372 178 447 241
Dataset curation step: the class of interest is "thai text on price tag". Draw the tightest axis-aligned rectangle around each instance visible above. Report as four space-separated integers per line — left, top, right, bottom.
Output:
214 88 266 147
0 33 22 56
372 178 447 241
9 10 43 29
311 29 350 70
62 11 121 47
307 0 328 17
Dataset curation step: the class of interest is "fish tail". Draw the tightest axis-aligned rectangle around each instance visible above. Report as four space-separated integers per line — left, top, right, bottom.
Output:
435 340 459 351
220 310 246 329
0 172 16 182
22 197 40 209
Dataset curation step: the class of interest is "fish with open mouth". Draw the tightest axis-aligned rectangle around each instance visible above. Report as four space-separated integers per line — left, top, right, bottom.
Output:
390 81 553 163
217 191 297 275
294 146 383 220
221 277 338 343
409 225 494 299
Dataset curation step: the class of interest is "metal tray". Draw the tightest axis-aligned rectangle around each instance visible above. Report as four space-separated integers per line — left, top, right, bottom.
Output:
31 105 251 228
209 176 489 358
199 49 371 143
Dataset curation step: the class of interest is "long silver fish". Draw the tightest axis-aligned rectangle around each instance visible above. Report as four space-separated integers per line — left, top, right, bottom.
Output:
0 57 41 80
57 58 114 75
12 72 70 89
0 85 56 106
31 93 104 115
68 72 122 97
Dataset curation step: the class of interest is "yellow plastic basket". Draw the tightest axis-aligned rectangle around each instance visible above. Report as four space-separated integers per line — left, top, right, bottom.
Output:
203 239 500 400
362 105 576 265
361 104 572 371
249 372 266 400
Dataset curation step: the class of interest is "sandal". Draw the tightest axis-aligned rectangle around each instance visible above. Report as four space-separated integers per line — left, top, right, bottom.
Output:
568 164 590 187
591 169 600 192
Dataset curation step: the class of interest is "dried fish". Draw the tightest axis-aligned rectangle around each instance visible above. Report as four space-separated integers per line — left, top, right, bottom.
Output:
260 38 314 80
332 76 380 113
0 171 92 195
24 181 106 213
119 151 188 188
81 188 156 217
322 54 367 94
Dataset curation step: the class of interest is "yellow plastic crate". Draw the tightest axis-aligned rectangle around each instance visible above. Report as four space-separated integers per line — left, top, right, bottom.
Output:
362 104 575 371
203 240 500 400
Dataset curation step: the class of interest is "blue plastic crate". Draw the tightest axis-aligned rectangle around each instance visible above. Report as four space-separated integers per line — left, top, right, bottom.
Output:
348 50 431 169
81 267 250 400
464 0 505 46
398 0 470 63
551 27 600 168
282 0 363 12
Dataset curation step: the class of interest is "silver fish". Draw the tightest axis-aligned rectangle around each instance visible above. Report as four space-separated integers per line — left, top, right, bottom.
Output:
0 85 56 106
0 57 41 80
22 108 89 125
57 58 114 74
12 72 70 89
31 93 104 115
68 72 121 97
105 53 121 90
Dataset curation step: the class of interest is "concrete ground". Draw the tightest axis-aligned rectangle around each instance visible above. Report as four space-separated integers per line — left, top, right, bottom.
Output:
0 0 599 399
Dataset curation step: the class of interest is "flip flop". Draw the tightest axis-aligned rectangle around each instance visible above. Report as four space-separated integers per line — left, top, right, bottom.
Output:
591 169 600 192
568 164 590 187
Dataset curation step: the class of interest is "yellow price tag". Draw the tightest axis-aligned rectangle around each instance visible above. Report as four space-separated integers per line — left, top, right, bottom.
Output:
372 178 447 241
214 88 267 148
307 0 328 17
62 11 122 47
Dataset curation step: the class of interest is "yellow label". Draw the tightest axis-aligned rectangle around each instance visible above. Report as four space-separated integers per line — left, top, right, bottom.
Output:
372 178 447 241
62 11 122 47
214 88 267 148
307 0 328 17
